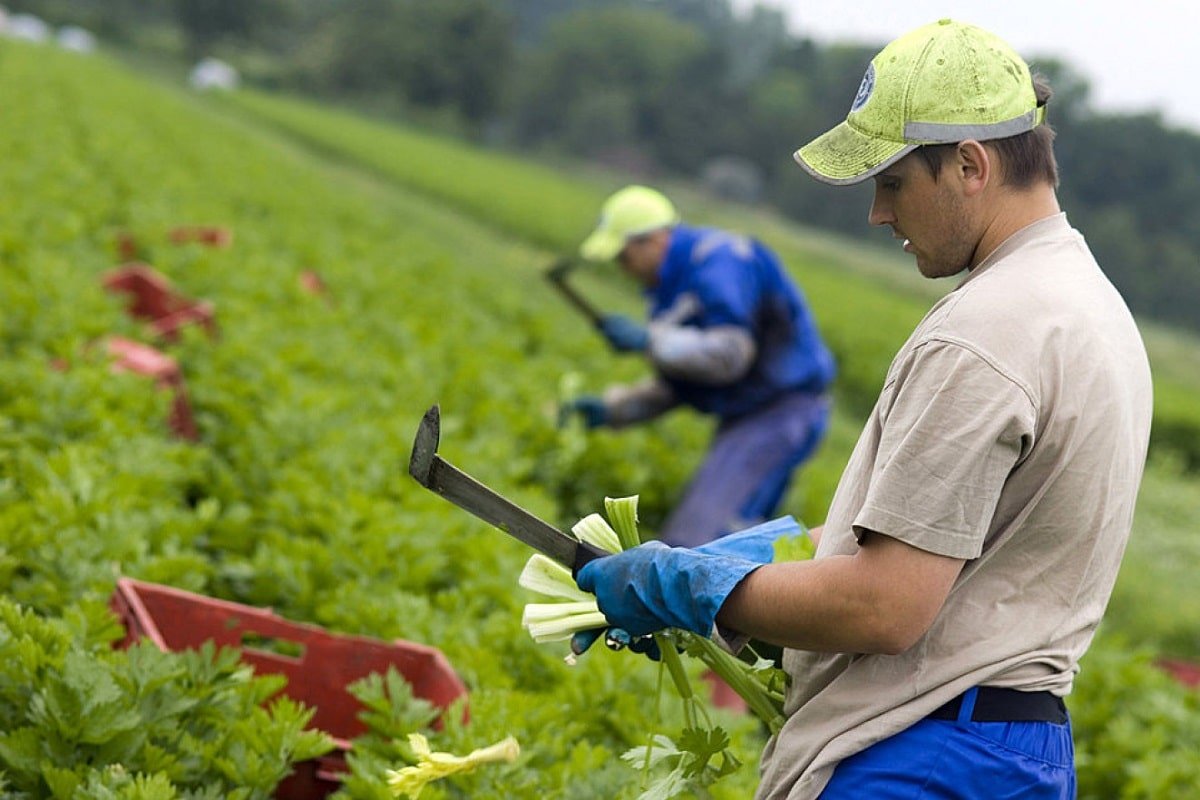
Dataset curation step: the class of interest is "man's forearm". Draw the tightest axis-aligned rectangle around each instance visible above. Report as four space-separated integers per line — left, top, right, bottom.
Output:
716 533 963 655
602 379 678 427
717 557 904 654
648 324 756 385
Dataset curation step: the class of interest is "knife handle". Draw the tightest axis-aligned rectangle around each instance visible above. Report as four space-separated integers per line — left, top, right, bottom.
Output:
571 540 609 578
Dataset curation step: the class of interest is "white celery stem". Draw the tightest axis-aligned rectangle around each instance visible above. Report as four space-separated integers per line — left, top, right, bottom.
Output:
519 554 592 602
572 513 622 553
525 611 609 642
604 496 640 551
522 601 601 624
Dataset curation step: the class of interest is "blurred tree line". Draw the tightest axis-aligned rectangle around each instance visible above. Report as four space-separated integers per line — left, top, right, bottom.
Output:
9 0 1200 331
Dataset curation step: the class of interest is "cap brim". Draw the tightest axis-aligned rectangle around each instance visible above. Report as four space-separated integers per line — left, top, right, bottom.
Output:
579 229 623 262
794 120 917 186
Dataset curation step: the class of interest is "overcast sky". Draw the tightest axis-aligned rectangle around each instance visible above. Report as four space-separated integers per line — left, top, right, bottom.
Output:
734 0 1200 134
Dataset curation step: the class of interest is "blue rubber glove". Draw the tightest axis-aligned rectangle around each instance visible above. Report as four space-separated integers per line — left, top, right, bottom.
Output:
694 516 803 564
558 395 608 429
598 314 649 353
570 518 804 657
574 541 762 638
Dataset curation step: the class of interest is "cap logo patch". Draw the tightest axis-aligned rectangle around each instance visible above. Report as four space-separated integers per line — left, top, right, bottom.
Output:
851 63 875 112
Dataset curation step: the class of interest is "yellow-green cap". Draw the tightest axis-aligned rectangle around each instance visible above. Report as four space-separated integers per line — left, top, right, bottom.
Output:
795 19 1046 186
579 185 679 261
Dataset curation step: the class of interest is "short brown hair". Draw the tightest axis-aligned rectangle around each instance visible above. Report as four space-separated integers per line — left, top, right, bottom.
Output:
916 76 1058 188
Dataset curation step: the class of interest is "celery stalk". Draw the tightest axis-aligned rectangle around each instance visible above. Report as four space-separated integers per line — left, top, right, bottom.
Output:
523 610 608 643
521 600 600 623
571 513 621 553
604 496 641 551
688 635 785 734
519 554 592 602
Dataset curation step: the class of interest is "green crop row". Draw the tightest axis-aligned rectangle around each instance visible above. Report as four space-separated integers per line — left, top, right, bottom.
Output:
217 89 1200 686
218 86 1200 676
223 88 1200 474
221 90 914 419
223 90 602 254
0 42 759 798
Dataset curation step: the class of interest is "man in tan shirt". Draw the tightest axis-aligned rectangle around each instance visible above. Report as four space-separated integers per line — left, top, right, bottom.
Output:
575 18 1153 799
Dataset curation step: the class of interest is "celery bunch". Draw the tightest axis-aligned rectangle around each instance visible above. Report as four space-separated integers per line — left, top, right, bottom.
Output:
518 496 805 799
517 514 621 645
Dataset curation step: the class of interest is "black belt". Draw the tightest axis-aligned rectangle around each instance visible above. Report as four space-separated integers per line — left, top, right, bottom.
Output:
928 687 1068 724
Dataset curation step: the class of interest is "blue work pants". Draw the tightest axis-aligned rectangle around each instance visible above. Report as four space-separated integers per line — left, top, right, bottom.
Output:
820 688 1076 799
659 392 828 548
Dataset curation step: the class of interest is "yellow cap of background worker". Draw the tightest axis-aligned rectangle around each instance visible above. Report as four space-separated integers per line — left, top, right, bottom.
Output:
795 19 1046 186
579 185 679 261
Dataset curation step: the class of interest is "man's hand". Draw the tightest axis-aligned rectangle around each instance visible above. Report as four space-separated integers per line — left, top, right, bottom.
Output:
574 541 761 637
598 314 649 353
569 520 800 657
558 395 608 429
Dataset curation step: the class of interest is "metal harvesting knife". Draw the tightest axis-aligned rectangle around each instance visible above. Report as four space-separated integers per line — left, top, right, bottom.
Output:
409 405 607 576
544 258 604 326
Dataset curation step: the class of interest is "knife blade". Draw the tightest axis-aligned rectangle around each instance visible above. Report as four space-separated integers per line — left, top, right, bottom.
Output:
409 405 607 575
545 258 604 326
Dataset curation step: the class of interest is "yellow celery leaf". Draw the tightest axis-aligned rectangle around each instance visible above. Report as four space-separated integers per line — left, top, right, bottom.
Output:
387 733 520 798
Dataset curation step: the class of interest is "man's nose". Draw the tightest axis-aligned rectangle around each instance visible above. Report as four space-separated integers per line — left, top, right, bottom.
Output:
868 191 893 227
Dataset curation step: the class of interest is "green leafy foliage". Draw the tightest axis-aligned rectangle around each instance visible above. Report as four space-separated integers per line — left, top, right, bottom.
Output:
336 670 442 798
772 532 815 563
0 599 333 797
0 41 765 797
0 37 1197 800
1069 637 1200 799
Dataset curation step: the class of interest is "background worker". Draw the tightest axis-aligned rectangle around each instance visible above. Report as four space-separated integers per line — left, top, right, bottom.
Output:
561 185 836 547
573 20 1153 799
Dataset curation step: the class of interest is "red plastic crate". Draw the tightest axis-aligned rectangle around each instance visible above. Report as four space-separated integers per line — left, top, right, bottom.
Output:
104 336 199 441
1158 657 1200 688
110 578 468 799
169 225 233 248
298 269 329 298
102 263 217 342
114 230 139 261
701 669 748 714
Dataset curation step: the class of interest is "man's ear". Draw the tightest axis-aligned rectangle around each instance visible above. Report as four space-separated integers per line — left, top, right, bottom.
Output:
954 140 992 197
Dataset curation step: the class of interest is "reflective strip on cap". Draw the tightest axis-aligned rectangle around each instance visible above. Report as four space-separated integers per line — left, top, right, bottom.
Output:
904 108 1041 143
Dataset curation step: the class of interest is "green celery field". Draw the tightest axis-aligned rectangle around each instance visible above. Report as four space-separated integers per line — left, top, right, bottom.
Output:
226 88 1200 468
3 42 1200 798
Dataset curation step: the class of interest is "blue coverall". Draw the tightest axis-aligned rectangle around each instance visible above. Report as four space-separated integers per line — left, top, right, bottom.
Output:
602 225 835 546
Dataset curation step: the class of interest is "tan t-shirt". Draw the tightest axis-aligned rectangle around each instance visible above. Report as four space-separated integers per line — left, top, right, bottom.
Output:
756 214 1153 800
